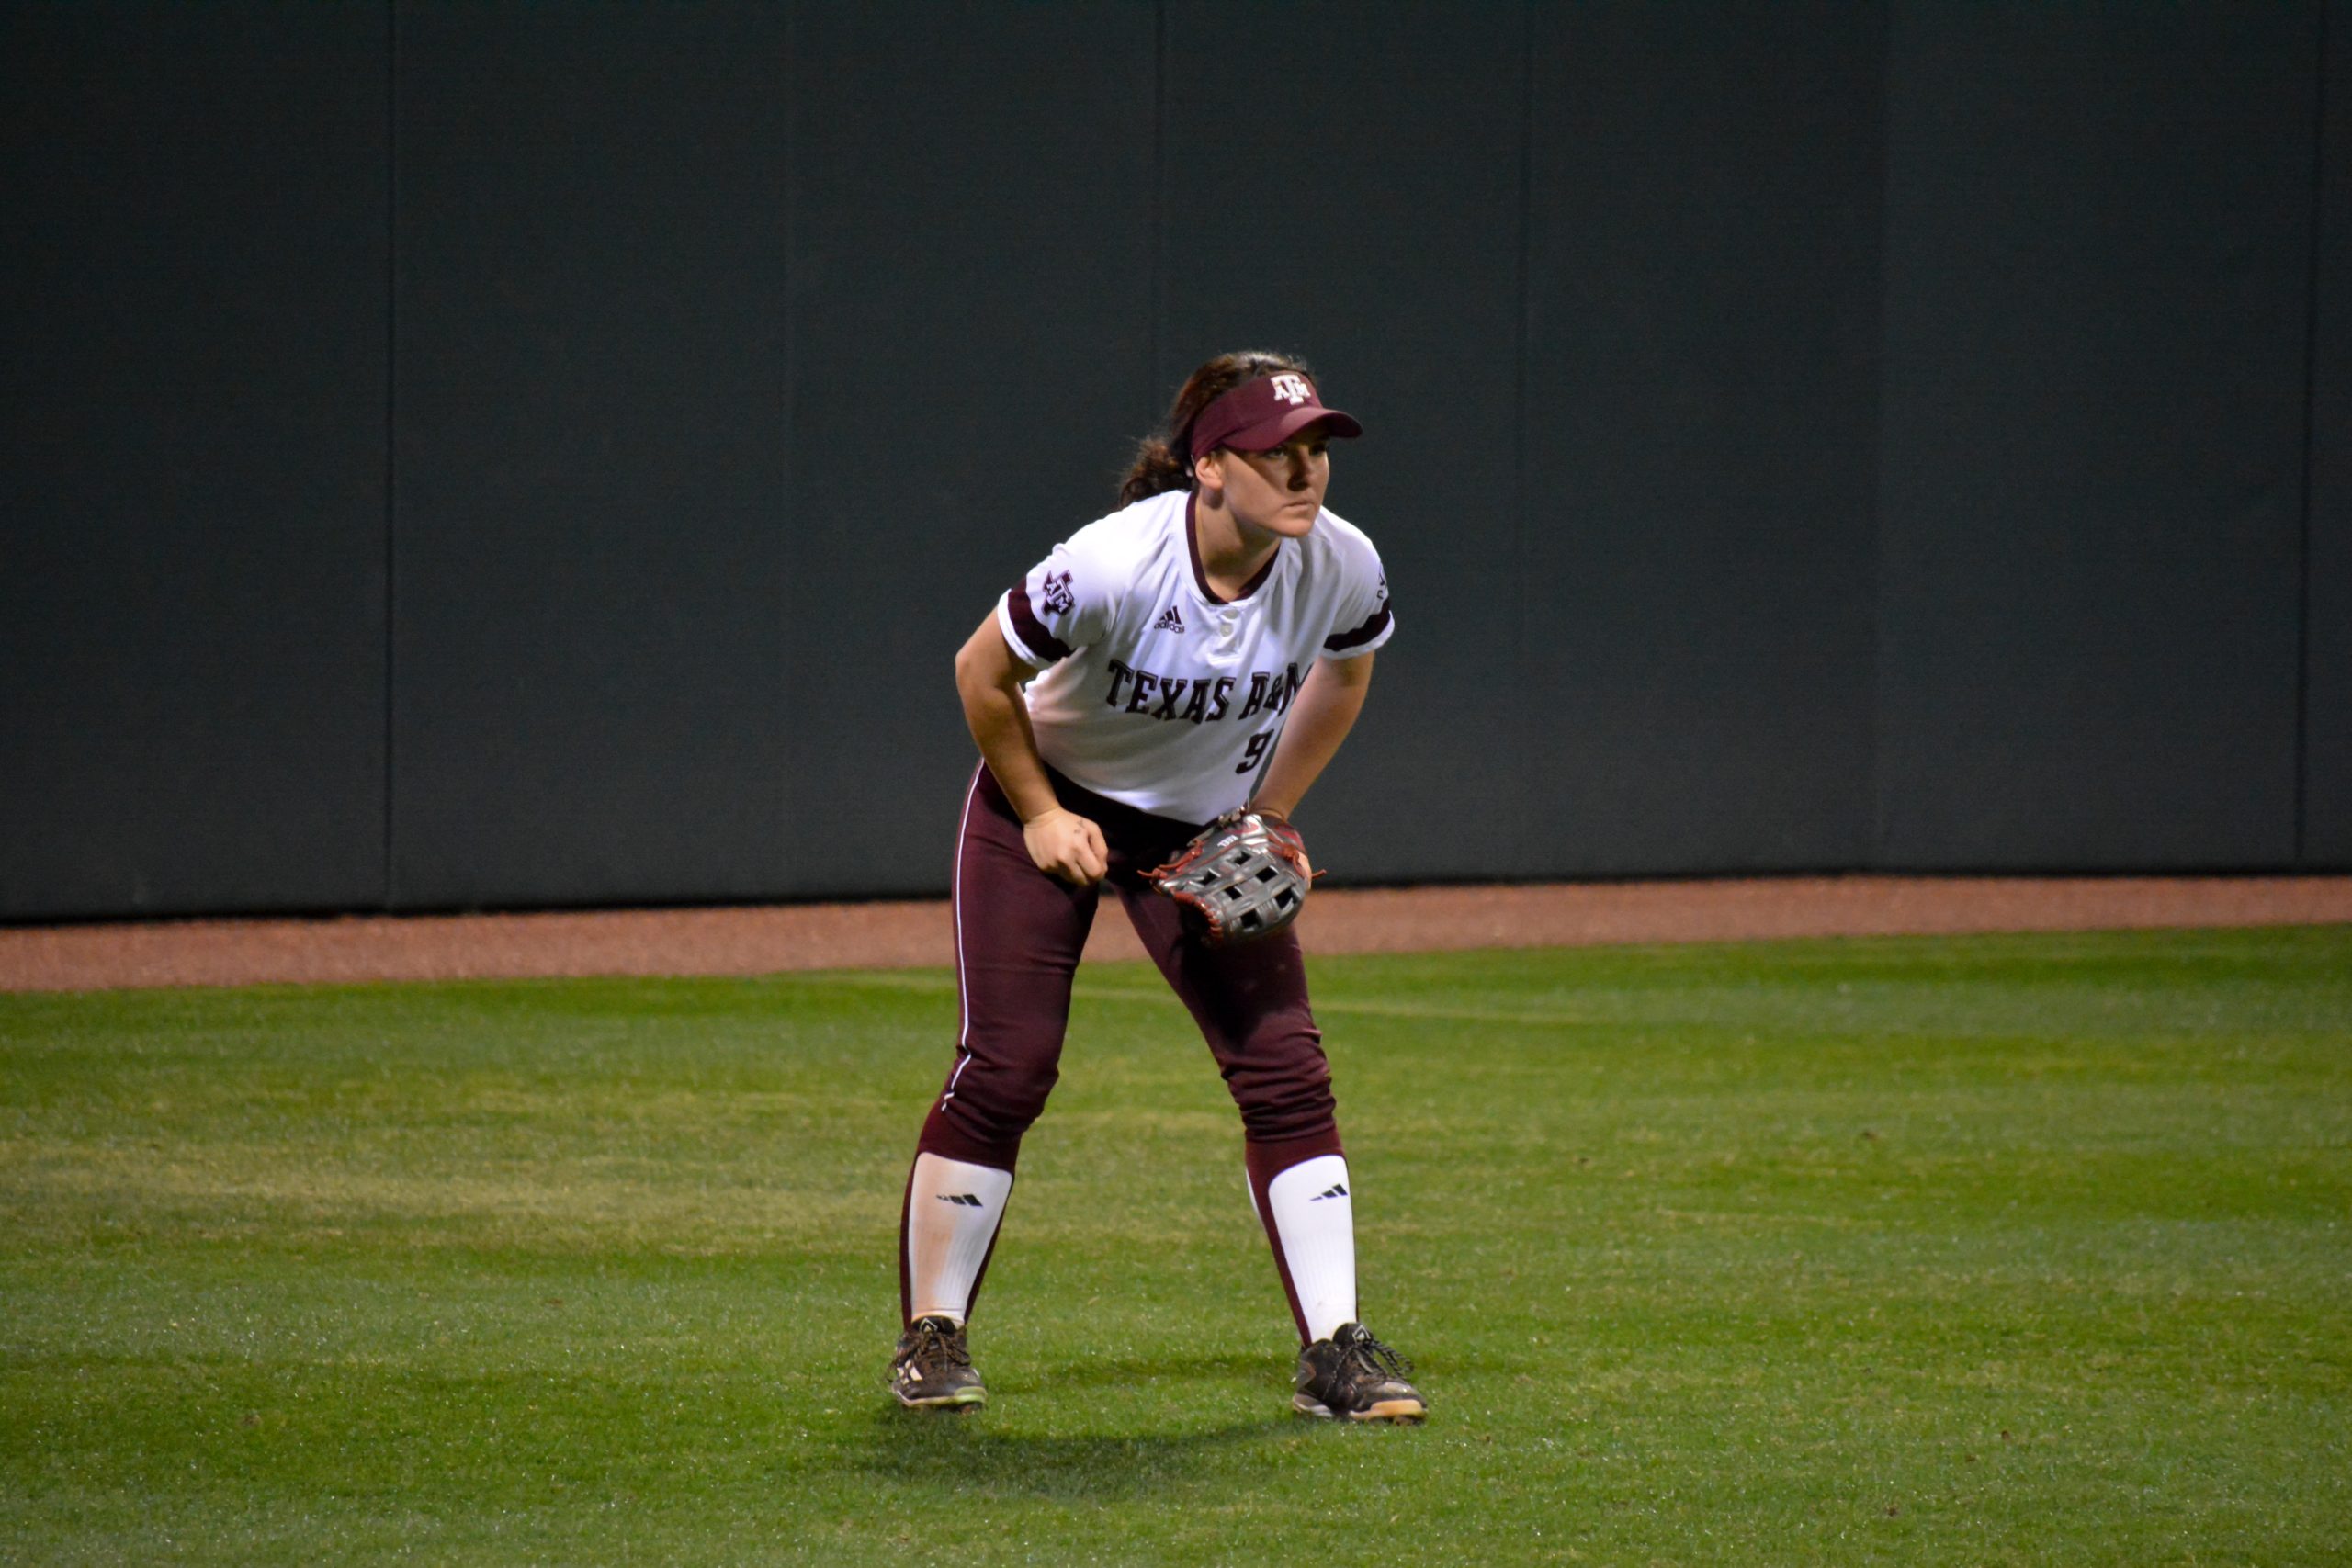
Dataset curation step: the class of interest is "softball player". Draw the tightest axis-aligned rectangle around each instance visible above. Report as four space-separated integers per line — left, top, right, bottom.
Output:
889 351 1424 1423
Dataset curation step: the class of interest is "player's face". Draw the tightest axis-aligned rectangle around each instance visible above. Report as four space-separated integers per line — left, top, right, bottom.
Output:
1212 426 1332 538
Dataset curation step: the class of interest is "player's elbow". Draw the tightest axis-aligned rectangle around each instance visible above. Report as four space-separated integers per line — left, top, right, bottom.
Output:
953 628 991 685
954 638 1012 705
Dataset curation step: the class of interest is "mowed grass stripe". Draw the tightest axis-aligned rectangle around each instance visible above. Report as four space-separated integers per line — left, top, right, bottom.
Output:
3 926 2346 1565
821 968 1619 1031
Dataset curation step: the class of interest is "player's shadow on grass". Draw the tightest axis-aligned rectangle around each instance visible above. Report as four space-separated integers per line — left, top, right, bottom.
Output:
862 1414 1283 1501
859 1350 1297 1501
1021 1348 1272 1392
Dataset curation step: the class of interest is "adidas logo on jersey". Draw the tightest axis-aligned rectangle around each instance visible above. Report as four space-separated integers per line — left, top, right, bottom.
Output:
1153 605 1185 633
935 1192 986 1208
1309 1183 1349 1201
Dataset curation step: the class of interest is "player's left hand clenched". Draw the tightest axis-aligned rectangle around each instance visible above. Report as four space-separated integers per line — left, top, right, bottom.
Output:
1023 807 1109 885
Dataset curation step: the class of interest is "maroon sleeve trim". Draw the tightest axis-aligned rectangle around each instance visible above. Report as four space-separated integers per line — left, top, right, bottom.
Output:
1005 581 1075 663
1323 602 1393 651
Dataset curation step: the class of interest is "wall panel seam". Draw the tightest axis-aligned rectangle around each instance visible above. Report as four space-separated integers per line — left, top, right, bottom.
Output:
780 0 798 894
2297 0 2333 863
1150 0 1167 393
1870 0 1899 872
383 0 400 910
1512 0 1533 873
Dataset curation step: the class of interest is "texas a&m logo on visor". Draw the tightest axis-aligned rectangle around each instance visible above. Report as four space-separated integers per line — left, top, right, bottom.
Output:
1270 374 1312 406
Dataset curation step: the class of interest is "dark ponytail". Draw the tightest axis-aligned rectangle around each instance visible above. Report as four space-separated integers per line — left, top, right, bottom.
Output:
1120 437 1191 502
1118 349 1317 504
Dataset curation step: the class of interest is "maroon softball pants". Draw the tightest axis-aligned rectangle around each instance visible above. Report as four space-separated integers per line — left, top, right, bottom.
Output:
905 765 1346 1336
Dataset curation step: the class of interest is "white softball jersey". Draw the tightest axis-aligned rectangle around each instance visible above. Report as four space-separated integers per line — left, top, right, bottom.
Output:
995 488 1394 824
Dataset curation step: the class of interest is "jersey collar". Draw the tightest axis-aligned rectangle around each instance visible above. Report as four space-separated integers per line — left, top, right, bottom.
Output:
1184 491 1283 606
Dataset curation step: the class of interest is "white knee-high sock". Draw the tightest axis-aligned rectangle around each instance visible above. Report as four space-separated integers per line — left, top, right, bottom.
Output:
1265 1154 1359 1342
905 1153 1014 1325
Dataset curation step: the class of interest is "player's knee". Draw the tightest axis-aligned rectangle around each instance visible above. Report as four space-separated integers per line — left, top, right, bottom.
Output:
1226 1054 1335 1144
1236 1089 1337 1145
947 1055 1060 1141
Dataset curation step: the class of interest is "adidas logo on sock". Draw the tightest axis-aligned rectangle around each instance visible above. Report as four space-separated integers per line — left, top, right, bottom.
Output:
1154 604 1184 632
1310 1183 1349 1201
935 1192 986 1207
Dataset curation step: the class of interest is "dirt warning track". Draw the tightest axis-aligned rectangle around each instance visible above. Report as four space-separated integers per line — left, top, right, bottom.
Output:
4 875 2348 993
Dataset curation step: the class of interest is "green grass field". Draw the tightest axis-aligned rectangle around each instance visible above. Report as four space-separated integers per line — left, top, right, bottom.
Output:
4 926 2348 1565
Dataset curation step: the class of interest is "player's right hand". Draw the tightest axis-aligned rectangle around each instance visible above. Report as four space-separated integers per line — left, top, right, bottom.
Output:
1023 808 1109 886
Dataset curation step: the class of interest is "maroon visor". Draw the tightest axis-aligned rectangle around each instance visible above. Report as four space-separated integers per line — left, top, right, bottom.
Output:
1187 372 1363 458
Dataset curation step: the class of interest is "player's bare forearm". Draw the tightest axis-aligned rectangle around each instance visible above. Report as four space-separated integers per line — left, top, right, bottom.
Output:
1251 651 1374 820
954 618 1058 818
954 614 1108 883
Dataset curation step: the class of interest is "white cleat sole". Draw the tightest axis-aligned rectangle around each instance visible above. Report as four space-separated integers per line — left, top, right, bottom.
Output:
1293 1393 1426 1423
894 1385 986 1411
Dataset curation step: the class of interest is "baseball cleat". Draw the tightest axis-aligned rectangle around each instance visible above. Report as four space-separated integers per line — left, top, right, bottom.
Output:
889 1314 987 1410
1294 1322 1426 1423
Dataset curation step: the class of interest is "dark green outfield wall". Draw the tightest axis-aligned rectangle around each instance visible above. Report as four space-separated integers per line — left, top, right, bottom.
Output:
4 1 2345 919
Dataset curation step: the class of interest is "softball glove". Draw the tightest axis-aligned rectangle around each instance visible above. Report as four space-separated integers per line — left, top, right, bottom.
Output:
1146 808 1314 946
